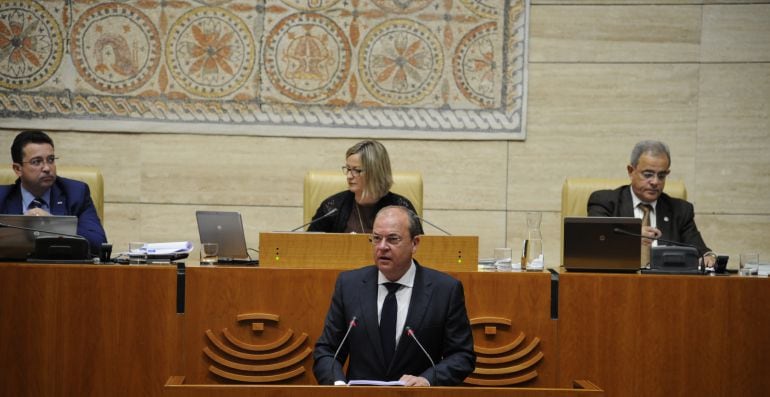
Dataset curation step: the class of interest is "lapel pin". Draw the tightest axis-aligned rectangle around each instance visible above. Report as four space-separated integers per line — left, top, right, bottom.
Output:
57 201 63 205
663 216 669 222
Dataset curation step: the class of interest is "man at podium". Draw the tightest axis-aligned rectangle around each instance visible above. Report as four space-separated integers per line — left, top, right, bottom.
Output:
313 206 475 386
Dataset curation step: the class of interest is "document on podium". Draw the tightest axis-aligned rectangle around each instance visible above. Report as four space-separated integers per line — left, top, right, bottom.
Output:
348 380 405 386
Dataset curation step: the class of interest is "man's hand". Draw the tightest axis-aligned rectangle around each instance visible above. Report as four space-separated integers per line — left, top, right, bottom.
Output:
25 208 51 217
702 253 716 269
399 374 430 387
641 226 661 246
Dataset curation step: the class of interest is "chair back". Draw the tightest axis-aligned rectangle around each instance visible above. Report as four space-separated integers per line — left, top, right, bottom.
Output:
303 171 423 225
1 165 105 221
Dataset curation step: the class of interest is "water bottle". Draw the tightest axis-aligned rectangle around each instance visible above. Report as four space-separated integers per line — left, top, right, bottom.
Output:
525 212 544 271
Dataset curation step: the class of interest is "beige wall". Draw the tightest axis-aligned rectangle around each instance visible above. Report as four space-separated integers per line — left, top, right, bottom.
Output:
2 1 769 268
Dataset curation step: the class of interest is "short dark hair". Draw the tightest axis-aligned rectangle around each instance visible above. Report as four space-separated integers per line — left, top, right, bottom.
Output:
377 205 423 238
11 130 54 164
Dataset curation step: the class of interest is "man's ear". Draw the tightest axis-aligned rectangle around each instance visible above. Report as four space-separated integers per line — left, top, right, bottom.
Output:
12 163 22 177
626 164 634 177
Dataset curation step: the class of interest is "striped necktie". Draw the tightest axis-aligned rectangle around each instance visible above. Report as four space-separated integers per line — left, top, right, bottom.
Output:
29 197 46 210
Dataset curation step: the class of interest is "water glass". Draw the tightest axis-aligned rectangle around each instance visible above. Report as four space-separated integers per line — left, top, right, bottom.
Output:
128 242 147 264
494 247 513 272
200 243 219 265
739 252 759 276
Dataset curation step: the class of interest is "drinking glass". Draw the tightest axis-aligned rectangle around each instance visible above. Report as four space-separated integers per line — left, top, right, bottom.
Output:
739 252 759 276
494 247 513 272
128 242 147 264
200 243 219 265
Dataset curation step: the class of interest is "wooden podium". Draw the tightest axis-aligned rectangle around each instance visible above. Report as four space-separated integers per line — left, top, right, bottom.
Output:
258 232 478 272
164 376 603 396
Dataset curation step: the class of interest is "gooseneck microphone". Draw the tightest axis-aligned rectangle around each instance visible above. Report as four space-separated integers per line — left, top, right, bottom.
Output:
288 208 339 232
416 216 452 236
613 227 698 250
405 326 436 384
330 316 357 384
0 221 83 239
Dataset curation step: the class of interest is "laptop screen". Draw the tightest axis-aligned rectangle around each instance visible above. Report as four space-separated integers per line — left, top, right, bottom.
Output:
0 215 78 260
563 217 642 272
195 211 251 261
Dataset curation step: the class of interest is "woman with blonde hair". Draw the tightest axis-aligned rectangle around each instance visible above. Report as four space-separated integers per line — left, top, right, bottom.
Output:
308 140 421 234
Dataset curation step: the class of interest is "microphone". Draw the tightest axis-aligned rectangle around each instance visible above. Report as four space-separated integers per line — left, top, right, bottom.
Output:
612 227 698 250
330 316 357 384
288 208 338 232
0 221 83 239
416 216 452 236
405 326 436 385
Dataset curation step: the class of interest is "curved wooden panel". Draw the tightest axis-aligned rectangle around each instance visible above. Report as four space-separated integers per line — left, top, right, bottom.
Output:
237 313 280 322
223 328 294 351
477 337 540 364
203 346 312 371
205 330 309 360
474 351 544 375
470 317 512 326
474 331 525 355
207 365 306 383
465 370 539 386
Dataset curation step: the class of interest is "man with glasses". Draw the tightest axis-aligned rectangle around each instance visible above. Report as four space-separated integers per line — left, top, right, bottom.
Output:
1 130 107 254
588 140 715 268
313 206 475 386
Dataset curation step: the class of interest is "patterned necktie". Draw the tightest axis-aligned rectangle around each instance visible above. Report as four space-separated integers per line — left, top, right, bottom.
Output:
639 204 653 268
380 282 401 365
28 197 46 210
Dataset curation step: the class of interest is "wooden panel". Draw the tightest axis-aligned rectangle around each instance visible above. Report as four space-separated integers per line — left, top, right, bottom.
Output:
0 263 181 397
181 268 557 388
557 272 770 396
258 233 478 272
164 376 604 397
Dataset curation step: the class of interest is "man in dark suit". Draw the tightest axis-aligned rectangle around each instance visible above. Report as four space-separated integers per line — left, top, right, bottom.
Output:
587 140 715 268
0 130 107 254
313 206 475 386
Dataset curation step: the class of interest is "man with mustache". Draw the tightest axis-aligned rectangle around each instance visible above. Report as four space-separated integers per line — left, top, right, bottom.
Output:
588 140 715 268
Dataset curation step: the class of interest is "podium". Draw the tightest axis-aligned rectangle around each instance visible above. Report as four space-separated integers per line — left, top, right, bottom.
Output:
258 232 478 272
164 376 604 396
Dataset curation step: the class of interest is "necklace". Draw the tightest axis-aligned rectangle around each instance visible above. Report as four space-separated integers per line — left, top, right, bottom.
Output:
354 203 366 233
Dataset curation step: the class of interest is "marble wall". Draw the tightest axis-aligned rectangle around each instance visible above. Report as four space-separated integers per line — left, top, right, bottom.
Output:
2 1 768 268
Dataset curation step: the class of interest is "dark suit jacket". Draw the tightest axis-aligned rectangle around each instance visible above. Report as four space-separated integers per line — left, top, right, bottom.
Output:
313 262 475 386
0 177 107 254
587 185 711 255
308 190 423 234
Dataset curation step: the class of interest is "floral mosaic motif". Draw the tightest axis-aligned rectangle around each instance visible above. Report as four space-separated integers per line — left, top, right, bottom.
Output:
453 22 497 108
263 12 351 103
0 0 62 89
165 6 255 98
358 19 443 106
70 3 161 94
0 0 529 138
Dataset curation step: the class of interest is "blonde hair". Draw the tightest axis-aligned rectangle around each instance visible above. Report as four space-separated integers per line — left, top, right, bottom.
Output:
346 140 393 199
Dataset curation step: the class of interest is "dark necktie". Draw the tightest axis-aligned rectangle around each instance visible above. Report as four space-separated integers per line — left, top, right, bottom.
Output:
380 282 400 365
29 197 46 210
639 204 653 268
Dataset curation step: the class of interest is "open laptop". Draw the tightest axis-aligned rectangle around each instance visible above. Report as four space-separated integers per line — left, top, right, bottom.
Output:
563 217 642 272
0 215 79 260
195 211 256 264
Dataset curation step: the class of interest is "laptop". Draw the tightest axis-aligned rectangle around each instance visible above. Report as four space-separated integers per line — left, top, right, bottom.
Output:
562 217 642 272
195 211 256 264
0 215 79 260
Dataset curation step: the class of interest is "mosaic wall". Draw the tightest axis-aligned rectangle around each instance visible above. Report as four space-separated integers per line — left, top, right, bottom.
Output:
0 0 528 139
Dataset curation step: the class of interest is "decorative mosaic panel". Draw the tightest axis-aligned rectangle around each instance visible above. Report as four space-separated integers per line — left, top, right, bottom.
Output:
0 0 528 139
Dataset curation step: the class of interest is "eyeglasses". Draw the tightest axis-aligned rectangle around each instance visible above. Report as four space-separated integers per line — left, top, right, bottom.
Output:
369 234 407 246
640 170 670 181
342 166 364 176
21 156 58 168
